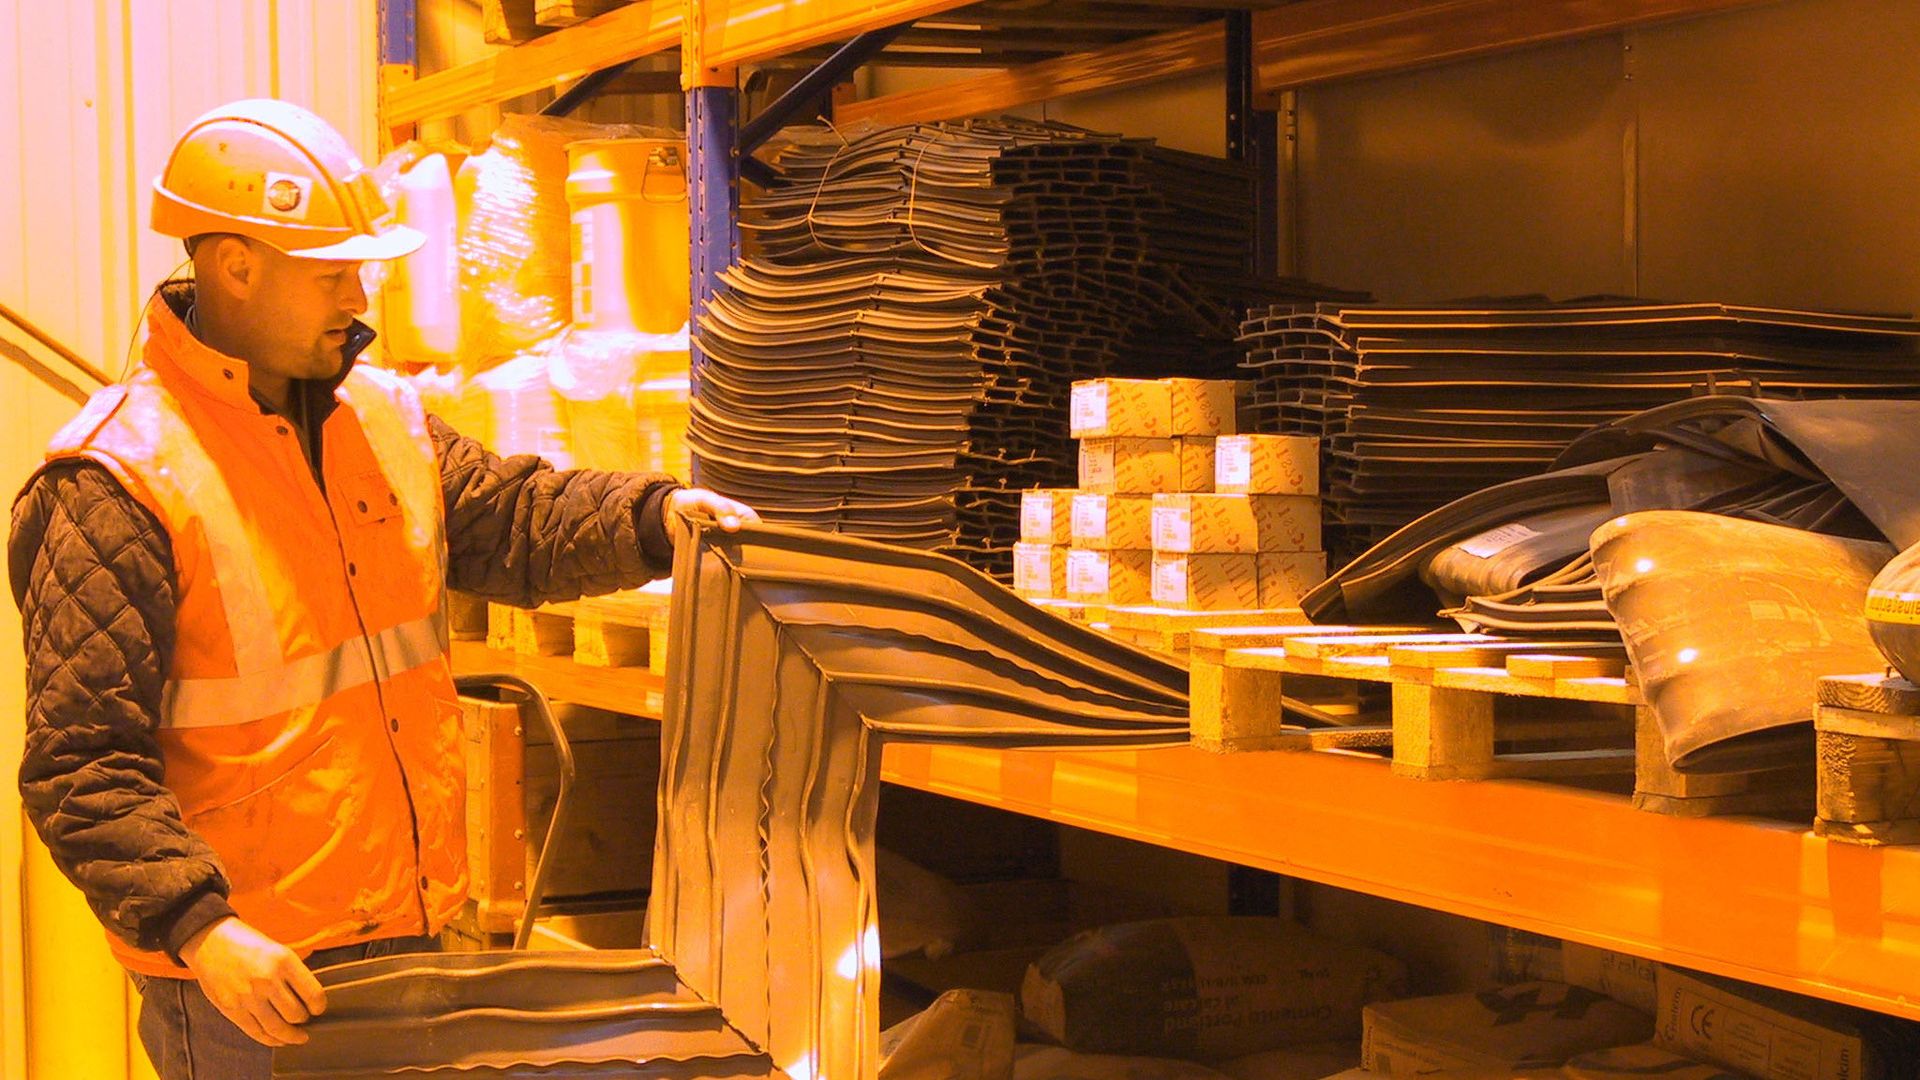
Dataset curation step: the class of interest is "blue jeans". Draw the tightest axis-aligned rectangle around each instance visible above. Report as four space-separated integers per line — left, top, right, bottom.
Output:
131 933 441 1080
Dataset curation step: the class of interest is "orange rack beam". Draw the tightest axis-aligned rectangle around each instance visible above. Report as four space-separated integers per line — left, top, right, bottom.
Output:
688 0 974 72
452 642 1920 1021
384 0 684 130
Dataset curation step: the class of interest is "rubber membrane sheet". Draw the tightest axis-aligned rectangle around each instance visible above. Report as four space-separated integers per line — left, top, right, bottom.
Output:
1238 299 1920 565
276 521 1188 1079
693 118 1360 581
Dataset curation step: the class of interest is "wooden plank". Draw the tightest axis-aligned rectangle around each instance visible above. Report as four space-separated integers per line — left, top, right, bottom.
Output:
1251 0 1776 93
1430 666 1639 706
485 0 548 44
514 606 575 656
452 640 667 720
1286 632 1493 661
1816 705 1920 743
536 0 629 29
837 21 1225 128
448 590 491 642
1190 654 1286 753
693 0 975 71
1507 654 1628 680
1817 673 1920 715
462 696 528 934
572 613 652 668
1816 728 1920 845
1392 682 1495 780
385 0 683 129
1479 748 1637 781
1107 606 1308 632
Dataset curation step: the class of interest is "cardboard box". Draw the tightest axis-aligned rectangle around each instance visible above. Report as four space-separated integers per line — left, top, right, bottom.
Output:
1217 434 1320 495
1020 489 1075 545
1071 493 1154 550
1066 548 1152 606
1012 542 1066 599
1655 967 1895 1080
1361 983 1653 1075
1565 1043 1744 1080
1167 379 1242 437
1563 943 1659 1015
1080 438 1180 494
1153 552 1262 611
1152 493 1322 554
1258 551 1329 607
1070 378 1240 439
1180 436 1217 493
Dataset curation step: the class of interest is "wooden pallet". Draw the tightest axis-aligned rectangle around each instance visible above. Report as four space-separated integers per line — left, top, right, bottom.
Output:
1098 605 1308 658
1193 627 1814 816
473 586 674 677
1814 673 1920 845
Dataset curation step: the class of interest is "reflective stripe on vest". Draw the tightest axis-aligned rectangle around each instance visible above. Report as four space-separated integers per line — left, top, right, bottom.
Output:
160 610 448 729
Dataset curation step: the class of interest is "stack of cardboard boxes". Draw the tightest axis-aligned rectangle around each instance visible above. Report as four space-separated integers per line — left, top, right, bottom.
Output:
1014 378 1327 611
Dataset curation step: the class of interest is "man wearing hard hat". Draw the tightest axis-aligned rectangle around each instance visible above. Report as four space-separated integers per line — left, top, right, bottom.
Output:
10 99 754 1078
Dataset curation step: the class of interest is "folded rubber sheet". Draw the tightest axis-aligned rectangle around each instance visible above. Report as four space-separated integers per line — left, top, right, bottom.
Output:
277 522 1186 1078
694 119 1354 579
1239 299 1920 565
1307 395 1920 625
1301 396 1920 771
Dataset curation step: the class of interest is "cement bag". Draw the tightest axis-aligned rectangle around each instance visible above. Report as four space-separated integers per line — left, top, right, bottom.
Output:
455 114 596 371
1590 511 1892 772
1013 1045 1233 1080
879 990 1015 1080
1360 983 1651 1076
1864 538 1920 684
472 350 571 467
1563 1044 1750 1080
1215 1041 1358 1080
1021 918 1408 1061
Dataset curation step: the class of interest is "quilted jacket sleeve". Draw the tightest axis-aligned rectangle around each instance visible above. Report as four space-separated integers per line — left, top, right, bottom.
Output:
10 461 235 956
431 414 682 607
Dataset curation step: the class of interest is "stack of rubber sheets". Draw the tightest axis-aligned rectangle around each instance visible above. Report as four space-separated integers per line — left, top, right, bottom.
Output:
1239 299 1920 563
693 120 1262 579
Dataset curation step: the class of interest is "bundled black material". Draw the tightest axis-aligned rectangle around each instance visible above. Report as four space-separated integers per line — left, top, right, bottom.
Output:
693 120 1339 579
1239 299 1920 565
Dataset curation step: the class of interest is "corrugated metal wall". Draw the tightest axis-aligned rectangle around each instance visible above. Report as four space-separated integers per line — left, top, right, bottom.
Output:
0 2 378 1076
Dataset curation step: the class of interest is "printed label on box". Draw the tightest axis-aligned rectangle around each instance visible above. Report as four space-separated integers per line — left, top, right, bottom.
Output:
1152 505 1192 553
1152 554 1190 607
1079 442 1115 491
1013 543 1058 597
1072 494 1109 546
1066 549 1109 599
1217 437 1252 489
1021 490 1065 544
1461 522 1543 559
1070 381 1109 437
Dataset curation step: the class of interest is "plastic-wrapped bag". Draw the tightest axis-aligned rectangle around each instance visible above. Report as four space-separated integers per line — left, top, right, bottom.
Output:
879 990 1016 1080
455 115 593 371
472 349 571 466
379 149 460 367
548 323 689 475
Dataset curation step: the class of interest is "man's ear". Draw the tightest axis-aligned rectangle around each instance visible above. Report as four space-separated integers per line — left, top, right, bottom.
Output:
202 236 258 300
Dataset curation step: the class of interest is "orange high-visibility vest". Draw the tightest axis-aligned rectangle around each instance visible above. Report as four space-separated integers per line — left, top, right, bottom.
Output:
45 295 466 978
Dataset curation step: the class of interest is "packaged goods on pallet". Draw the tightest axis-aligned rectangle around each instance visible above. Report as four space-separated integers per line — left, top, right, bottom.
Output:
1258 552 1329 608
1081 437 1180 495
1216 435 1320 497
1566 1043 1758 1079
1183 436 1219 494
1487 929 1659 1015
1066 548 1153 606
1013 543 1068 599
1070 377 1242 439
1021 489 1077 545
1653 968 1917 1080
1360 983 1653 1075
1020 917 1408 1061
1153 553 1263 610
1240 300 1920 566
1072 493 1155 550
1153 494 1322 555
878 990 1016 1080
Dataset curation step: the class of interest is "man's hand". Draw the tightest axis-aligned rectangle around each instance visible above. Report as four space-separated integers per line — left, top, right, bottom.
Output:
664 488 760 548
179 916 327 1047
